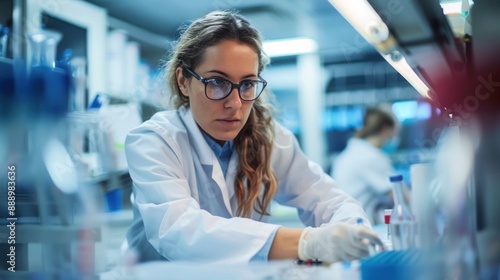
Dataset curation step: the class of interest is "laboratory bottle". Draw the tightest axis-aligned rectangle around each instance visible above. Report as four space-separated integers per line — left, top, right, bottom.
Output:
389 175 417 250
26 29 70 118
0 24 10 57
69 56 87 112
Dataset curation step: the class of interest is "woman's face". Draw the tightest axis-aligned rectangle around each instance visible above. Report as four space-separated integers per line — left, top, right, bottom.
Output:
177 39 259 143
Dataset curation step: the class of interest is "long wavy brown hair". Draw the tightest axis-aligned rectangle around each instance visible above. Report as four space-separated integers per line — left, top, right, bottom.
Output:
162 10 277 219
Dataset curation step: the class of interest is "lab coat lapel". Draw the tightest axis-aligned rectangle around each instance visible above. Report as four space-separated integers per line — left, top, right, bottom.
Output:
210 156 233 215
178 107 233 215
178 107 212 165
225 151 238 215
226 151 237 200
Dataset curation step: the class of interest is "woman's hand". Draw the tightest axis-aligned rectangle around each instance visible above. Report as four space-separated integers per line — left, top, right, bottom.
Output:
298 223 383 263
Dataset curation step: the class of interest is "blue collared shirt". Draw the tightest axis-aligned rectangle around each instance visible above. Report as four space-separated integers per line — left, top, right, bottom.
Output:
201 132 233 177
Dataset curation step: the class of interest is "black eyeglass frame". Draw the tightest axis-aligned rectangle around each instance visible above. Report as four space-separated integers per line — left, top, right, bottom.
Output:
183 67 267 101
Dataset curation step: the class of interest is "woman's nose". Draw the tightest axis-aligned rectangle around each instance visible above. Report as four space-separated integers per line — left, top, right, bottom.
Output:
224 88 242 108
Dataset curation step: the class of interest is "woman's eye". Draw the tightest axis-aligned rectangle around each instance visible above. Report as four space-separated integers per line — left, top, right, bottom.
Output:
209 78 228 86
241 81 254 89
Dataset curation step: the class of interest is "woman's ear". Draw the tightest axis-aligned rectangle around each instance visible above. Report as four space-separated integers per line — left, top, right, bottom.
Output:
176 67 189 97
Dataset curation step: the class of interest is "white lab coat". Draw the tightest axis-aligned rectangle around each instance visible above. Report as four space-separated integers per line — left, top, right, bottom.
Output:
332 138 394 224
125 106 370 264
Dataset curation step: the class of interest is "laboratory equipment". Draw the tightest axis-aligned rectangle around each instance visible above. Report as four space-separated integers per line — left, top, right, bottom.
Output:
27 29 61 68
69 56 87 112
26 29 70 117
360 249 444 280
0 57 14 186
410 162 443 250
0 24 9 57
66 110 104 177
384 209 392 250
433 125 479 279
389 175 417 250
0 24 102 279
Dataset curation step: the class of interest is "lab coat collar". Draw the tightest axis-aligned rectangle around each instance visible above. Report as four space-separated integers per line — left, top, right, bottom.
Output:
178 106 214 166
178 106 235 215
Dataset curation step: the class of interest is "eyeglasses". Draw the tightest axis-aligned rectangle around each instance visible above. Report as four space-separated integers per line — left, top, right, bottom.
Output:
183 67 267 101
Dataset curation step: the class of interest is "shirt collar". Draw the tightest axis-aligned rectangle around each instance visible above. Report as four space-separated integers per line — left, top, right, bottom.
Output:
201 130 234 158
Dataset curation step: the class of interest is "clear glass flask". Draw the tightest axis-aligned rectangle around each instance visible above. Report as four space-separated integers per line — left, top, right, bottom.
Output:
27 29 62 68
390 174 417 250
26 29 70 117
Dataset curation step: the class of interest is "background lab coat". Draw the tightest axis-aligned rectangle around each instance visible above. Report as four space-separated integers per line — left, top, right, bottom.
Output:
332 138 394 224
125 106 370 264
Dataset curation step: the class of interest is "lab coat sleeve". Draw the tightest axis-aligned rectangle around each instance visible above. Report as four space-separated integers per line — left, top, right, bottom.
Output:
271 123 371 228
251 227 279 261
125 124 280 264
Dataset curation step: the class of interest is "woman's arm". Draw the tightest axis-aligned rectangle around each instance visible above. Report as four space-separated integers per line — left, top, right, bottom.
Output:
271 123 371 227
268 227 303 260
268 224 383 262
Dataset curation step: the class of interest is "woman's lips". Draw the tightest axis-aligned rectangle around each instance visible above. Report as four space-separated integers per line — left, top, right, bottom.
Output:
217 118 240 127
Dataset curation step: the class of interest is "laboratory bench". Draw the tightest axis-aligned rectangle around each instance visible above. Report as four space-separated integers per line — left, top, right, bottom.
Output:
99 259 362 280
98 249 445 280
94 215 392 279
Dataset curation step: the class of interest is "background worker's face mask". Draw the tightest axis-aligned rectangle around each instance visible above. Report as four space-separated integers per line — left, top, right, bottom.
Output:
382 137 400 154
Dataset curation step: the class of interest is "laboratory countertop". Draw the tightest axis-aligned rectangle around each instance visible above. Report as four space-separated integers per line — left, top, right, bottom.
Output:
99 249 445 280
99 259 362 280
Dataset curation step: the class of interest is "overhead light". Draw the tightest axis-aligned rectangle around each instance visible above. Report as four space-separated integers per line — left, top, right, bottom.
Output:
328 0 431 99
440 0 473 15
442 0 473 37
441 2 462 14
328 0 390 46
263 37 318 57
381 52 431 99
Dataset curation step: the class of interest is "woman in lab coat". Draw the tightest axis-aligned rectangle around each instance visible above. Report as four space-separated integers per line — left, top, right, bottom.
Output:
125 10 382 264
332 107 399 225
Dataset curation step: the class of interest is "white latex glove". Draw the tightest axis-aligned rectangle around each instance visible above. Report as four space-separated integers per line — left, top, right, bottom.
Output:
298 223 383 263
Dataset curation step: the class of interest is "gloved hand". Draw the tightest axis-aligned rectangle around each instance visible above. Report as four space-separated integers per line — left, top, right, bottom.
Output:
298 223 383 263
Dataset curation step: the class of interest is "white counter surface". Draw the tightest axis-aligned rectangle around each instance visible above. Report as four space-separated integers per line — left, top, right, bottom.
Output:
100 259 362 280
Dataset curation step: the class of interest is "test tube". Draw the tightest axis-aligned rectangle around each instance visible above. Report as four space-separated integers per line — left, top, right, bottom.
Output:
384 209 392 240
384 209 393 250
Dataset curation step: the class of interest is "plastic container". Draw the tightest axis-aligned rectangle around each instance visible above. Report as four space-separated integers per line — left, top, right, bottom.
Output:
106 188 123 212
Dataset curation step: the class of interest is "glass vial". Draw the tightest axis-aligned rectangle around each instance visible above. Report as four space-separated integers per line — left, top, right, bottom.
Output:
390 174 417 250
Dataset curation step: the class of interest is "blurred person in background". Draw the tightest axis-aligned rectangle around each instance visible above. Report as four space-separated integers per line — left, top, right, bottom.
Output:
331 107 408 225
